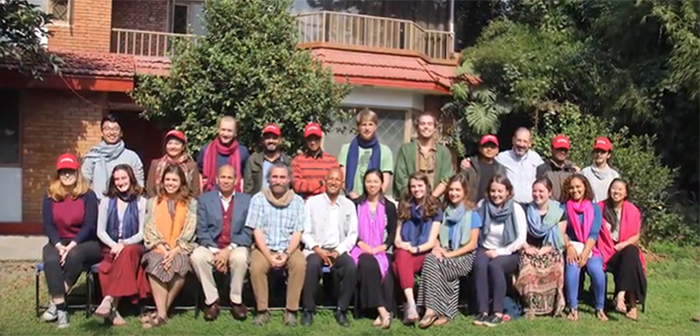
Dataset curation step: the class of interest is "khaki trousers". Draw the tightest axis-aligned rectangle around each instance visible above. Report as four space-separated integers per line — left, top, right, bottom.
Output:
249 248 306 311
190 246 250 305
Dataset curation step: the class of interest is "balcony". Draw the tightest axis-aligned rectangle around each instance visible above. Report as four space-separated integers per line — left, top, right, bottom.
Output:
111 11 455 62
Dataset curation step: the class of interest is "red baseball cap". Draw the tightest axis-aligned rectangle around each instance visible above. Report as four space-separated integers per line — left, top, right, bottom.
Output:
593 136 612 151
262 124 281 136
164 129 187 143
551 134 571 150
479 134 499 147
56 153 79 171
304 123 323 138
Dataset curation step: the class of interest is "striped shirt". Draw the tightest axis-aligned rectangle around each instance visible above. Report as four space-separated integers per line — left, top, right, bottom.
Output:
291 150 339 199
244 192 305 252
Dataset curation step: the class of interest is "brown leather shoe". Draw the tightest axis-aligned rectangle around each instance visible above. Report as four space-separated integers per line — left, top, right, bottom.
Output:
203 301 220 321
231 302 248 320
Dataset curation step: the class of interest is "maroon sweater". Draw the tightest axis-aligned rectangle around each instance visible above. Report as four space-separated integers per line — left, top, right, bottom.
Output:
42 190 98 244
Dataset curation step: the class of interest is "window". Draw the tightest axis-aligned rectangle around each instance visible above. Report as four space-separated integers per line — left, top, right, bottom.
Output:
0 90 21 165
173 5 189 34
26 0 70 22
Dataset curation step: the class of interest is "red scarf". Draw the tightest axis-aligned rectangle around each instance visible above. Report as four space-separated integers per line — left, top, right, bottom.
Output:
203 138 241 192
598 201 646 274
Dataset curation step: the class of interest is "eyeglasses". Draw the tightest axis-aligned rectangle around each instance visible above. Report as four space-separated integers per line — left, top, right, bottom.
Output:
58 170 76 177
102 127 121 133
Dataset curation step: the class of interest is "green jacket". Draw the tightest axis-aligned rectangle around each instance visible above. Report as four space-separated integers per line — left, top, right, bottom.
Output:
392 140 454 198
243 151 293 195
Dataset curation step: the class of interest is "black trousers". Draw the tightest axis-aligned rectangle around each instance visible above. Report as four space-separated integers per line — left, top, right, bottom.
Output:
42 240 102 297
606 245 647 305
355 253 395 315
302 252 357 312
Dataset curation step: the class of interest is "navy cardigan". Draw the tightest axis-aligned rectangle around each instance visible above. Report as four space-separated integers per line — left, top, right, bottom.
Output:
42 190 99 245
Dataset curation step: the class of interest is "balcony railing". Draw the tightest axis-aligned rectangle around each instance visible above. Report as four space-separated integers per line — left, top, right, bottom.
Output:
111 11 455 62
297 11 455 61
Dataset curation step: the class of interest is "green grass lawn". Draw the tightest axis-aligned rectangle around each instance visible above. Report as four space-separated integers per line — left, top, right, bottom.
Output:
1 245 698 336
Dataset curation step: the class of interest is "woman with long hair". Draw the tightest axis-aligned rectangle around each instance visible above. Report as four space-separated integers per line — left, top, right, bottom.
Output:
417 174 481 328
40 153 101 329
561 174 608 321
393 172 442 324
472 174 527 327
349 169 397 329
514 178 567 318
94 164 149 325
581 137 619 202
140 164 198 328
598 178 646 320
146 130 201 198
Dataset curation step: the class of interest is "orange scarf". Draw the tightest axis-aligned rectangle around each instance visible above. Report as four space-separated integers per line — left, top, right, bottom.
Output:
154 199 188 249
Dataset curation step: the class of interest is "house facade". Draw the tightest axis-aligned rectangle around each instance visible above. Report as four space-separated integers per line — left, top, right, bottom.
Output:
0 0 470 234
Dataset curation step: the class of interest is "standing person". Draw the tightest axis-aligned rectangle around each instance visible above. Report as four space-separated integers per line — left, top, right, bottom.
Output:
244 124 292 195
560 174 609 322
82 114 144 199
350 169 397 329
41 153 102 329
190 165 253 321
536 134 578 201
393 111 453 199
199 116 250 193
300 168 358 327
472 175 527 327
598 179 646 321
246 163 306 327
393 172 442 324
140 164 198 328
514 178 567 318
417 174 481 329
339 109 393 200
94 164 149 326
291 123 339 199
460 134 505 203
581 137 619 202
147 130 201 198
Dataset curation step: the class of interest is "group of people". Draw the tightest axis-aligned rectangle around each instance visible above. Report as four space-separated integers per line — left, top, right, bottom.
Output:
39 109 646 330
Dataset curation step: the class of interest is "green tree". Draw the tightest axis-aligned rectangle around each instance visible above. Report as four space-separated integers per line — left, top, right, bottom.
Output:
131 0 351 153
0 0 62 79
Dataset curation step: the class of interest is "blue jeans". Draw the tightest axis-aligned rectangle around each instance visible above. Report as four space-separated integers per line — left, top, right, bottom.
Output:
565 255 606 310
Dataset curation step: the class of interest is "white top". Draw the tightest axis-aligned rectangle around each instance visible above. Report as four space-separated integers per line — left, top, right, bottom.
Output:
302 193 358 256
605 209 622 242
581 165 620 203
478 199 528 256
496 149 544 204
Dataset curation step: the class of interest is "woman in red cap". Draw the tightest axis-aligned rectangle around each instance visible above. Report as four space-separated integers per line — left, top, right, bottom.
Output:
581 137 620 203
146 130 201 198
40 153 102 329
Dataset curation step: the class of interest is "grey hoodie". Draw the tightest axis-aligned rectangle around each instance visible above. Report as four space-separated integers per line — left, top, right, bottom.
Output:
581 165 620 203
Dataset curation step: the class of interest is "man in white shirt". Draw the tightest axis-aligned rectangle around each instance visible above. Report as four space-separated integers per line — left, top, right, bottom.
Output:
300 168 358 327
191 165 253 321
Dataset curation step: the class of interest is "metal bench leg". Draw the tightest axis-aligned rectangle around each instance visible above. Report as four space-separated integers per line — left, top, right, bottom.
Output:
35 272 41 318
86 272 93 318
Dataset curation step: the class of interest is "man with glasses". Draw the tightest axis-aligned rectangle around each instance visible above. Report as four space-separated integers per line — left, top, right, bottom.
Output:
81 114 144 199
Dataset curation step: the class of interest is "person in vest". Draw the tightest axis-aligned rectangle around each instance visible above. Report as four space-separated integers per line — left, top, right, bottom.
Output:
460 134 506 203
417 174 481 328
198 116 250 193
291 122 340 199
536 134 578 201
393 111 453 199
338 108 393 200
244 124 292 195
300 168 358 326
394 172 443 324
191 165 253 321
94 164 149 326
147 130 201 198
581 137 620 202
41 153 101 329
140 164 198 328
82 114 144 200
246 163 306 326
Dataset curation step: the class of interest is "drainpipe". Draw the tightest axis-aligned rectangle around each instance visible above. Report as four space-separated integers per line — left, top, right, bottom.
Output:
449 0 455 51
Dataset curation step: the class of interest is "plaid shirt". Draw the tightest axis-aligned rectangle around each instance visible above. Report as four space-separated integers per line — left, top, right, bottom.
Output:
244 192 305 252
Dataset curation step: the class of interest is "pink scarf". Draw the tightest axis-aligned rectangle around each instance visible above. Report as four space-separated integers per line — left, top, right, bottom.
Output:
566 199 614 266
598 201 646 274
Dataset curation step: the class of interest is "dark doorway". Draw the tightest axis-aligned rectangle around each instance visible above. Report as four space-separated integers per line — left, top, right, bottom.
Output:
111 111 165 174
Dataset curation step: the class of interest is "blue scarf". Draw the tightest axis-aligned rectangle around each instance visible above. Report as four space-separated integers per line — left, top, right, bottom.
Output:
106 195 139 242
344 136 381 193
400 203 433 247
526 200 565 250
442 204 471 251
479 199 518 247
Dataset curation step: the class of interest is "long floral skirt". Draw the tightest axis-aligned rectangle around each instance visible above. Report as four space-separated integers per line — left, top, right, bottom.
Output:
514 249 565 316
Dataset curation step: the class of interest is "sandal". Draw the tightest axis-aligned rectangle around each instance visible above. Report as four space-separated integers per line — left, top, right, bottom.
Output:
433 316 450 326
404 303 419 323
138 312 156 324
567 309 579 321
94 297 113 318
109 311 127 326
419 313 438 329
142 315 167 329
379 315 391 329
372 316 382 327
625 308 638 321
615 295 627 314
596 309 609 322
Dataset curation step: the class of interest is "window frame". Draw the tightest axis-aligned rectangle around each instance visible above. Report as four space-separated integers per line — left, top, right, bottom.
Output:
45 0 72 25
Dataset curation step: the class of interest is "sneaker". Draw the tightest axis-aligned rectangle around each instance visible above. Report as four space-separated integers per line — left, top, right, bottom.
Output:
253 311 271 326
483 314 505 327
56 309 70 329
301 310 314 326
472 313 488 326
41 303 58 322
283 310 298 326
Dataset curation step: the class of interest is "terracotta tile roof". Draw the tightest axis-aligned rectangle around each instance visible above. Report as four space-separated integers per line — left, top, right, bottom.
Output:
0 51 136 77
134 56 172 76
